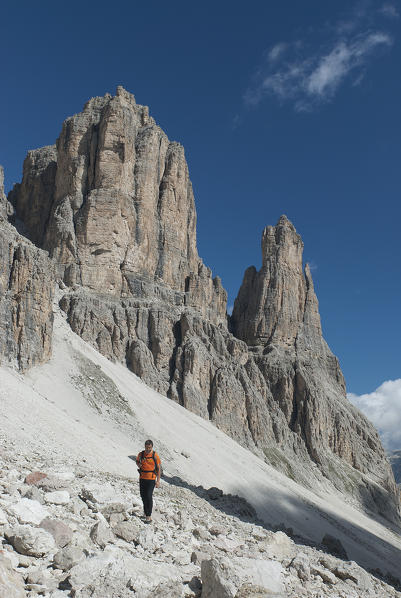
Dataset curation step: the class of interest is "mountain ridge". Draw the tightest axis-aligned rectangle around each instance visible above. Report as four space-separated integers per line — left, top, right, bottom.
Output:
2 86 399 523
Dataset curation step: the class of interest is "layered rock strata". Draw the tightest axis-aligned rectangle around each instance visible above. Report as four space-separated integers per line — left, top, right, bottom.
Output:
0 220 54 370
8 88 400 521
0 165 13 220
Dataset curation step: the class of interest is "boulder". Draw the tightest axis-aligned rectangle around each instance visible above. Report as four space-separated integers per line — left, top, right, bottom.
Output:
201 557 284 598
25 472 47 485
112 519 142 543
26 568 59 592
7 498 49 524
6 524 56 557
90 520 115 548
0 555 26 598
80 482 130 511
44 491 70 505
259 531 295 559
36 475 70 492
68 546 182 596
40 517 73 548
53 546 86 571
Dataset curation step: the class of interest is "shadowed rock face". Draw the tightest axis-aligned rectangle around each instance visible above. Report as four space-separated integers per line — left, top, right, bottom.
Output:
7 88 400 521
0 166 13 220
0 220 54 370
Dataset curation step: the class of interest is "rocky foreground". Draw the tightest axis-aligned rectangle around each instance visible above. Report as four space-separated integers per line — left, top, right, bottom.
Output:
0 440 400 598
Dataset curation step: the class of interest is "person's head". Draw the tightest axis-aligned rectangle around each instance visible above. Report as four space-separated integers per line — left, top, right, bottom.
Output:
144 439 153 453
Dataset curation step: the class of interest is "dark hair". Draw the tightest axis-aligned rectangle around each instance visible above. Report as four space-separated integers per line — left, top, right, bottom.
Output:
145 439 153 446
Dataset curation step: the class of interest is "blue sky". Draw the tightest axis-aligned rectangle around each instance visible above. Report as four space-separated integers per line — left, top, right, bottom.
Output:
1 1 400 404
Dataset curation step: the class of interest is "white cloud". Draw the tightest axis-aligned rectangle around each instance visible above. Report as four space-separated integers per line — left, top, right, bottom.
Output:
348 379 401 450
244 4 394 112
268 43 288 63
379 3 399 18
307 33 391 99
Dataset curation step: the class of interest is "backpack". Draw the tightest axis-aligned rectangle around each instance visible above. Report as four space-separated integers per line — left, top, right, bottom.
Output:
137 450 162 477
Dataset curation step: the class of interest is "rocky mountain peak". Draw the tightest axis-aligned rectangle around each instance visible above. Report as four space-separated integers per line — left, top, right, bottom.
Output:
3 89 399 523
232 216 317 349
9 87 226 325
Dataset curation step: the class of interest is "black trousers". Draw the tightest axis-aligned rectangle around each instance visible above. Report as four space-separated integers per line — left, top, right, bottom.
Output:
139 478 156 516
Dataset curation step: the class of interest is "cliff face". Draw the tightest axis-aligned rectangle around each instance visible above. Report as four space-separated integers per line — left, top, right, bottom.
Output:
7 88 400 521
0 166 13 220
0 216 54 370
10 87 226 325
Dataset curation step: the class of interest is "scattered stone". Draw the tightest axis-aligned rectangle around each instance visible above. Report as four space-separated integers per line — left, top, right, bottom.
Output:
6 498 49 525
40 517 73 548
22 485 44 503
26 567 59 591
112 520 141 543
25 472 47 485
0 555 26 598
290 552 311 581
209 524 226 536
37 475 69 492
0 549 19 569
260 531 295 559
201 556 284 598
311 564 338 585
44 490 70 505
191 550 211 565
193 527 210 540
90 520 115 548
53 546 85 571
6 525 56 557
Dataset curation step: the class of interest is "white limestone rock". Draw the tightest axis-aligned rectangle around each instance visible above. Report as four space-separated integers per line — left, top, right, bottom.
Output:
201 556 285 598
7 498 49 525
6 524 56 557
44 490 70 505
0 555 26 598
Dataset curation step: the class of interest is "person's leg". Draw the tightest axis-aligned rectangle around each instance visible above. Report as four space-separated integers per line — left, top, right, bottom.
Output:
139 479 147 515
143 479 156 517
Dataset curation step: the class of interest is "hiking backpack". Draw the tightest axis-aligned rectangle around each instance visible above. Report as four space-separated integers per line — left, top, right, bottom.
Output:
137 450 161 476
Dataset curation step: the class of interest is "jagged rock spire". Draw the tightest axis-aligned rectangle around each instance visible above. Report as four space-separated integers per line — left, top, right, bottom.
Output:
232 215 321 349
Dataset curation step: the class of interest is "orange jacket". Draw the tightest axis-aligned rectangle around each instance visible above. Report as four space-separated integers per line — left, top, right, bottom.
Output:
136 450 161 480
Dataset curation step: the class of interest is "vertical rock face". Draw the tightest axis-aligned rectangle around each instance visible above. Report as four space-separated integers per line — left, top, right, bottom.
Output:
0 220 54 370
0 166 13 220
8 147 57 245
8 88 400 522
10 87 226 324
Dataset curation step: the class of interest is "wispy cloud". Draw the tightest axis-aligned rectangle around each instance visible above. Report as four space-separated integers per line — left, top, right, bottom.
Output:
267 43 288 63
379 3 399 18
348 379 401 450
245 4 394 112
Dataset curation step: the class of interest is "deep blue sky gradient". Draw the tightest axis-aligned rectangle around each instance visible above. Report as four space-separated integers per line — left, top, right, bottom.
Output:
1 0 400 394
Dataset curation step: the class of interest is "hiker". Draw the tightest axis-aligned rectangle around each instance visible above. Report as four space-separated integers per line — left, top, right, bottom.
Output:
136 439 161 523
